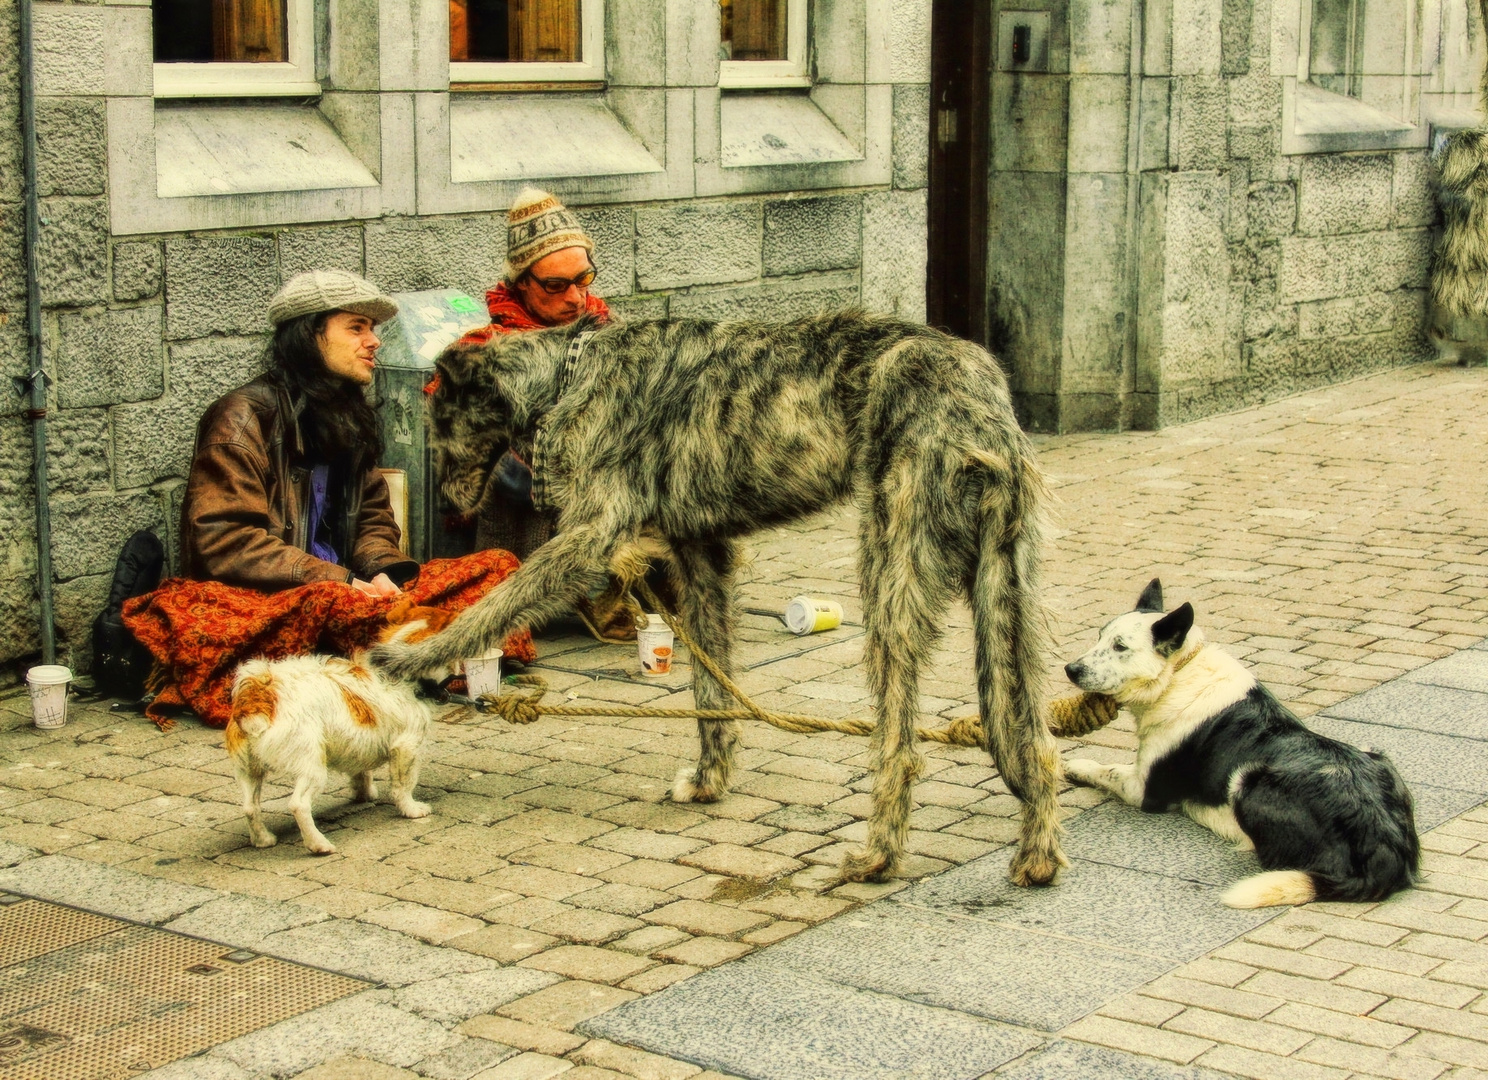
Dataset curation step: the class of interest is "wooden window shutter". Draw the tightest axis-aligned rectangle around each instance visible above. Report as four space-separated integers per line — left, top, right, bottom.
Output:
728 0 785 60
509 0 580 61
212 0 288 61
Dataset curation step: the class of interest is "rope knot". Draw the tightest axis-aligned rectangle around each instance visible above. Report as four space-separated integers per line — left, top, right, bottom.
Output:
481 674 550 725
941 716 985 747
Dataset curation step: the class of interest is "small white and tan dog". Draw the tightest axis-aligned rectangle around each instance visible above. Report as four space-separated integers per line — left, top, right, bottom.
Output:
227 601 457 854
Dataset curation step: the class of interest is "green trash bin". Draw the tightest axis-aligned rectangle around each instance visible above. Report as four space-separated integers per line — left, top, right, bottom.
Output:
373 289 490 563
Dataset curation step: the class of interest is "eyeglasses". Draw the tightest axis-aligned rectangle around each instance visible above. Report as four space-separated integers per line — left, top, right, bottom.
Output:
525 267 598 295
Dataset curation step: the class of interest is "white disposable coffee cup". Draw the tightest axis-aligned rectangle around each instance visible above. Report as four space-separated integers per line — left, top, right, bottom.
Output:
26 665 73 730
637 615 675 676
463 648 504 699
784 596 844 636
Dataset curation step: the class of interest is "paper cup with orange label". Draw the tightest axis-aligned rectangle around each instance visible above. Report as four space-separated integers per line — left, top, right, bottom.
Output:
638 615 675 676
784 596 844 636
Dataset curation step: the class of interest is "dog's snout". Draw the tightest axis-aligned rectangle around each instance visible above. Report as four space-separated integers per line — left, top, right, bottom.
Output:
1064 661 1083 685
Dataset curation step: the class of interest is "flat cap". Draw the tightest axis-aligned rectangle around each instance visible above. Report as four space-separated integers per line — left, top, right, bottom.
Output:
267 270 399 327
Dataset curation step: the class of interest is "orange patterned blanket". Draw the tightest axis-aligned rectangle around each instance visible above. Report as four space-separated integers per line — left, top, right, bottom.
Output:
123 549 535 730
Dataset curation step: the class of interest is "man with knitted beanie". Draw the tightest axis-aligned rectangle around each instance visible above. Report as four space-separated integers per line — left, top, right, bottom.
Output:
465 188 641 643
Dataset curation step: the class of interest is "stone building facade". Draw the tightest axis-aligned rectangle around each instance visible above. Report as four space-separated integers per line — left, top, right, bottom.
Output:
1 0 1484 673
987 0 1486 430
0 0 933 673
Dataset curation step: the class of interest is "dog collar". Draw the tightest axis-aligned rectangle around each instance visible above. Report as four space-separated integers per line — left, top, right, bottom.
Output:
530 330 598 514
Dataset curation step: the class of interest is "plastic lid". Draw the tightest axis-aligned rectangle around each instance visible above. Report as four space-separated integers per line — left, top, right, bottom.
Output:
783 598 813 635
26 665 73 684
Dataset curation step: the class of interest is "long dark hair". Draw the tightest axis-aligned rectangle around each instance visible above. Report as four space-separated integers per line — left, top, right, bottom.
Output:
267 311 382 474
267 312 383 563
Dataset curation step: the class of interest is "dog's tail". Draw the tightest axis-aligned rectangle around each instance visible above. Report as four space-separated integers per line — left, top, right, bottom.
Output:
969 445 1065 882
227 664 277 754
968 446 1049 797
1222 870 1317 908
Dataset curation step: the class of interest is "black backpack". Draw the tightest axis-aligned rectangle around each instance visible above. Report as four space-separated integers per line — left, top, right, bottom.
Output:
91 530 165 700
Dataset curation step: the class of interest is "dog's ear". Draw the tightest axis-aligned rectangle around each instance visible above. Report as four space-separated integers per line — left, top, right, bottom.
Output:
1151 602 1194 657
435 337 490 390
1135 578 1164 613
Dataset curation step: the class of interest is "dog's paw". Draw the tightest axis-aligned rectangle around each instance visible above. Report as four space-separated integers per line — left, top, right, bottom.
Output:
1063 758 1106 787
1009 843 1065 887
250 830 278 849
841 847 895 883
397 799 432 819
368 641 432 681
671 767 727 804
304 839 337 856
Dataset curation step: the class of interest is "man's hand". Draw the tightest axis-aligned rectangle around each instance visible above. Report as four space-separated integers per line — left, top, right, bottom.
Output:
351 573 402 597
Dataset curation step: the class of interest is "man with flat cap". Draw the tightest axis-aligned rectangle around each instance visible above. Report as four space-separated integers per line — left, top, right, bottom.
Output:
180 269 419 595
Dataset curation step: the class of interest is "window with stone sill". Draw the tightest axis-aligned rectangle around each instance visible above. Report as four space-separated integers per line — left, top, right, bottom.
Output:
152 0 318 98
1291 0 1417 147
720 0 809 89
450 0 604 85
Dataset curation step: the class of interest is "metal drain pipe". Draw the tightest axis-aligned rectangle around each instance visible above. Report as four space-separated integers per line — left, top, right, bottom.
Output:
15 0 58 665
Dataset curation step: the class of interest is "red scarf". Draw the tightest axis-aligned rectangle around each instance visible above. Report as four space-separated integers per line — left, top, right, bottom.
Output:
424 284 610 393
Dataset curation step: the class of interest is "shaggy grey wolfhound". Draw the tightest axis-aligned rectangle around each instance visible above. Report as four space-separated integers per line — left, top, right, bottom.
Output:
371 312 1065 886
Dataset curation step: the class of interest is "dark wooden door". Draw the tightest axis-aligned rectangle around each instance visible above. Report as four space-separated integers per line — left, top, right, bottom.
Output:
926 0 992 346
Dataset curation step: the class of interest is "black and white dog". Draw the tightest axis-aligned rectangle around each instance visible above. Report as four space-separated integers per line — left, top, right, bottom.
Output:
1062 580 1419 908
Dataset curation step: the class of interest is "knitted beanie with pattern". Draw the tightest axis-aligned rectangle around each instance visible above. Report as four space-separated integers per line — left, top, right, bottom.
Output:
506 188 594 282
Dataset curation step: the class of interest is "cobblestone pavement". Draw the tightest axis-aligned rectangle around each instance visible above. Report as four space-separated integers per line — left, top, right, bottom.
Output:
1 361 1487 1080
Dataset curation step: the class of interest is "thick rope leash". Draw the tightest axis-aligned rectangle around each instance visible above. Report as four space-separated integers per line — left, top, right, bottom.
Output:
469 580 1119 745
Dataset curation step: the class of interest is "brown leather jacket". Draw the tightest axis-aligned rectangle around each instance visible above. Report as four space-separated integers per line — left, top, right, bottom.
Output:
180 376 416 591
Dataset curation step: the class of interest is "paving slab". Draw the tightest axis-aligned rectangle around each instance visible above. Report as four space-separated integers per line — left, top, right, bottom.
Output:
1304 716 1488 795
0 841 36 868
1321 679 1488 741
898 848 1273 959
742 902 1175 1031
163 891 329 945
212 990 460 1076
258 917 497 987
580 959 1044 1080
992 1040 1233 1079
393 968 563 1024
412 1036 521 1080
1037 801 1261 888
1399 781 1488 832
1402 648 1488 695
0 852 223 923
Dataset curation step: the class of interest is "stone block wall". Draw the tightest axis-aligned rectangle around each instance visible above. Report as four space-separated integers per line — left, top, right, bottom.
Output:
1137 135 1438 429
987 0 1483 433
0 0 930 676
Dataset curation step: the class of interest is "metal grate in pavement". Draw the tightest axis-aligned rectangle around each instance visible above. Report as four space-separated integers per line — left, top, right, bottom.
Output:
0 898 119 969
0 895 367 1080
